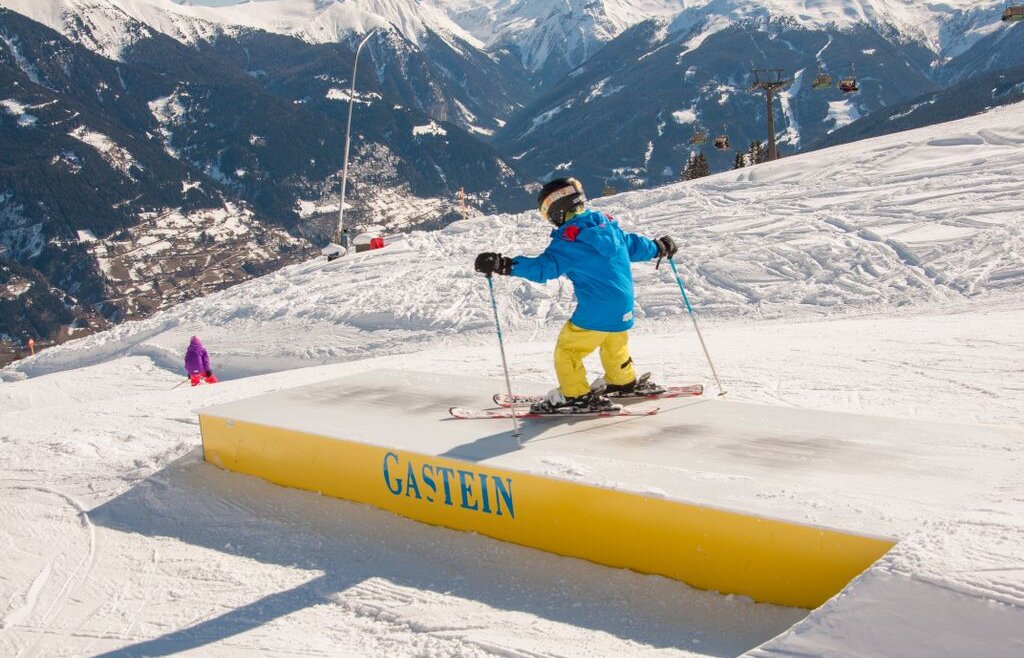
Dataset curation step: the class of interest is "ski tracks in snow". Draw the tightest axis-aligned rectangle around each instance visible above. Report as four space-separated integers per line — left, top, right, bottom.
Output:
0 486 97 657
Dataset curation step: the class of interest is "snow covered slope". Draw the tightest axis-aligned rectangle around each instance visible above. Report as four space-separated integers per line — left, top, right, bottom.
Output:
8 101 1024 387
2 102 1023 655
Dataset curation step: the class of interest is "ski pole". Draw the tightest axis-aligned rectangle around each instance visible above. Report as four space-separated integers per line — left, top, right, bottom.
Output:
171 378 190 390
668 258 726 396
485 274 522 443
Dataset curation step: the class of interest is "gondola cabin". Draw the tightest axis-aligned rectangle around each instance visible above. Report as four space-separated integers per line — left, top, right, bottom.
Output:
1002 5 1024 22
812 73 833 90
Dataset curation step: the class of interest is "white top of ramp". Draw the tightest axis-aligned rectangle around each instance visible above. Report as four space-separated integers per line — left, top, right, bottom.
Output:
200 369 1022 538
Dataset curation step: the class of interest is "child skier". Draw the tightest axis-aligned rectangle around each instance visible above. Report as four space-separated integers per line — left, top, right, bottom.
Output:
474 177 677 413
184 336 218 386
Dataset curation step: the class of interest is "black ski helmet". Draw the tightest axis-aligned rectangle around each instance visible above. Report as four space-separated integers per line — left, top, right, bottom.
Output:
537 177 585 226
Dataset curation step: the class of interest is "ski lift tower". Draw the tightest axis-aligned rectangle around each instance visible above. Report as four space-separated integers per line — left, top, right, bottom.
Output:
748 68 792 162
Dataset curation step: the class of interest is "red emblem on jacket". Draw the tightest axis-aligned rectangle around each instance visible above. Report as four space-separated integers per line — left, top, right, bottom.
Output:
562 225 581 242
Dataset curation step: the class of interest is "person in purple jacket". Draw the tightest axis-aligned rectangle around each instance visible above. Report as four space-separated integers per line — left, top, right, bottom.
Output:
184 336 218 386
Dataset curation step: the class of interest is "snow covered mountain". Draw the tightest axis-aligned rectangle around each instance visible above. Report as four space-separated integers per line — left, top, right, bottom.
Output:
493 17 938 192
819 64 1024 149
1 0 533 132
0 1 530 357
489 0 1021 191
2 102 1023 657
435 0 1007 81
939 8 1024 84
6 0 1024 362
432 0 686 86
3 0 468 54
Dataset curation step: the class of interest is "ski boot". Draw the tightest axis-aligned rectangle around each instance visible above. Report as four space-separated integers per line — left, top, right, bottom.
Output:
591 372 665 398
529 388 618 415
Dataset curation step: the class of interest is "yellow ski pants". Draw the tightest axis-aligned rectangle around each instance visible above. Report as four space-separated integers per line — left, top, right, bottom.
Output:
554 321 637 398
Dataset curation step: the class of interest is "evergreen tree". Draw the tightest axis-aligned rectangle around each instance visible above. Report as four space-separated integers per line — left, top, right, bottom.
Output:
694 152 711 178
747 140 765 165
732 151 746 169
683 152 711 180
682 153 697 181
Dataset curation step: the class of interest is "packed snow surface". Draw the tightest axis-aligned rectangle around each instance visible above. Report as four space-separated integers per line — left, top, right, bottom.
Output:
3 102 1024 655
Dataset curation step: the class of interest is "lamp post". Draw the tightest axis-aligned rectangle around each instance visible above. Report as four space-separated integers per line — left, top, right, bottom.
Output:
325 26 379 261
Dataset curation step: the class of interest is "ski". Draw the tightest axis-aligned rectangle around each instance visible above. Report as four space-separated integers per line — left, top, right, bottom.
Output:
449 405 659 420
492 383 703 408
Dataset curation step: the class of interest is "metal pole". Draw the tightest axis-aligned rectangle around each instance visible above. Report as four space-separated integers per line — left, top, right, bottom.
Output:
486 275 522 444
668 258 726 396
766 88 778 162
334 27 379 249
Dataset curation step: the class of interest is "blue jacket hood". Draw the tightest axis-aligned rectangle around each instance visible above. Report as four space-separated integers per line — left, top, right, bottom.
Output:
553 212 619 257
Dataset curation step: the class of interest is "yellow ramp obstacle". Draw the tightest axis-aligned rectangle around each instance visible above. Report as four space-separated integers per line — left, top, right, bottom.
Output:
199 370 895 609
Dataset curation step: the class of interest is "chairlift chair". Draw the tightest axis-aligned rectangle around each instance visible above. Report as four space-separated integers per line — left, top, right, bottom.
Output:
812 71 832 90
713 122 730 150
690 129 707 145
1002 5 1024 22
838 62 858 94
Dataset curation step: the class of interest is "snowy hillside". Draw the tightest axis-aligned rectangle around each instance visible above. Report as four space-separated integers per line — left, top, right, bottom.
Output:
2 101 1023 655
8 99 1024 402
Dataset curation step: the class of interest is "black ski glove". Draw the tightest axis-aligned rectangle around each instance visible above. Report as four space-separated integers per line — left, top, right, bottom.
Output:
654 236 678 259
475 252 513 276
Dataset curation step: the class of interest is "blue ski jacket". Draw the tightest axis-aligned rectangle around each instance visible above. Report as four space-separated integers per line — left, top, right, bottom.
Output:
510 209 659 332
